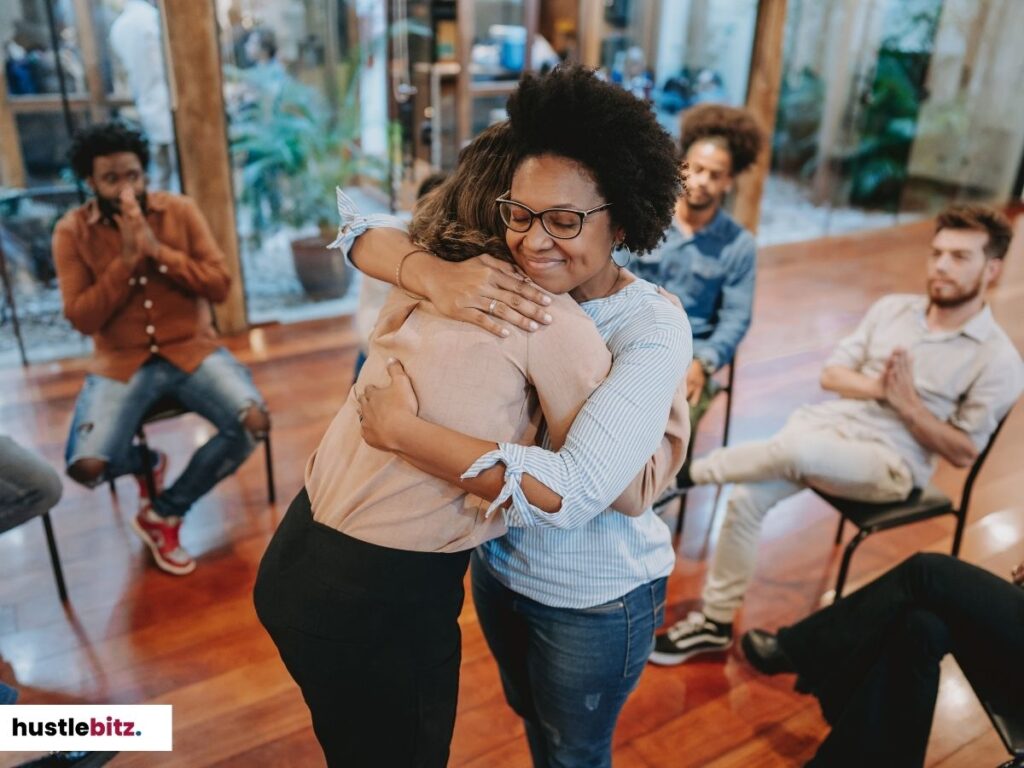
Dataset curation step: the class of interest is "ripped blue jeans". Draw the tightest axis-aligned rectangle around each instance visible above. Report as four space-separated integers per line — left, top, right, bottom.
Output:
471 552 666 768
65 348 264 518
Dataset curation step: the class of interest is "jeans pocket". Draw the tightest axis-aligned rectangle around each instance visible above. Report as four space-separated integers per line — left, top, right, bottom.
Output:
576 598 626 616
623 580 666 681
652 588 667 629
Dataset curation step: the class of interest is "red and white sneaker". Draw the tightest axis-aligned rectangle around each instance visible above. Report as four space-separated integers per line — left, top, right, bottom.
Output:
135 450 168 501
130 503 195 575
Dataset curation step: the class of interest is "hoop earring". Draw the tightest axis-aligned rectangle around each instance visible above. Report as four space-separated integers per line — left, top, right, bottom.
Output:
611 243 632 268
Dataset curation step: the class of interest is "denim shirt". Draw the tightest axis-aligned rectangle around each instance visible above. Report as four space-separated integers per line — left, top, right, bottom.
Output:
631 208 755 371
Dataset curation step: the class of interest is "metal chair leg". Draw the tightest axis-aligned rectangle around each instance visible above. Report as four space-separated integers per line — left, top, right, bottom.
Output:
951 508 967 557
834 515 845 545
41 512 68 603
263 431 276 504
721 388 734 449
674 490 688 537
137 428 158 501
833 529 868 602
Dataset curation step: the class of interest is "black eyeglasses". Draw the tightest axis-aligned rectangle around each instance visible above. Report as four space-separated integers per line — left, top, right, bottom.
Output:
496 195 612 240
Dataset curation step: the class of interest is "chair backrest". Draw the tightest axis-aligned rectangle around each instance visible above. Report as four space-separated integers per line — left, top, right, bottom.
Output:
959 405 1015 514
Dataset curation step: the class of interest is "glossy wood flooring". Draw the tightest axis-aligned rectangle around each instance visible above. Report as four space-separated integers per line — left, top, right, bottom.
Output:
1 215 1022 767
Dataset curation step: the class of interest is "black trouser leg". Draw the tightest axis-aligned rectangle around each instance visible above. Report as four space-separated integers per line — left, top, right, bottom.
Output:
777 553 1024 764
253 488 469 768
807 609 949 768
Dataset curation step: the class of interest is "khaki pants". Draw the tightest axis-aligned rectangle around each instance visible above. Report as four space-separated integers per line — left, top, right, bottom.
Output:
691 415 914 624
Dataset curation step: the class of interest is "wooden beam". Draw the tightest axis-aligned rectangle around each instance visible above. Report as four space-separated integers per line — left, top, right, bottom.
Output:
523 0 539 73
455 0 473 151
159 0 247 334
735 0 787 234
0 60 26 188
71 0 106 124
578 0 603 68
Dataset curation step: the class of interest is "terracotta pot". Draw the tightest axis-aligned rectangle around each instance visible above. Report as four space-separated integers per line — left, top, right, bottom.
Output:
290 236 351 299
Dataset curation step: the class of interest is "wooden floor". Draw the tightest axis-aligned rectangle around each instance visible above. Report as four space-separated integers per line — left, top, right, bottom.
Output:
1 215 1022 767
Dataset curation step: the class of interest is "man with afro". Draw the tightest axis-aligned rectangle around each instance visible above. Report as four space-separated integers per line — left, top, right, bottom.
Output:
54 122 269 577
632 103 765 431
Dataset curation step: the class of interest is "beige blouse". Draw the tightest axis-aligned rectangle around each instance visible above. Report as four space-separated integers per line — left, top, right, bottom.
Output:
306 287 614 552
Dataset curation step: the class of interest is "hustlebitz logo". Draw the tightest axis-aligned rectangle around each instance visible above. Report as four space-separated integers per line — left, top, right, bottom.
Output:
12 716 142 737
2 704 171 751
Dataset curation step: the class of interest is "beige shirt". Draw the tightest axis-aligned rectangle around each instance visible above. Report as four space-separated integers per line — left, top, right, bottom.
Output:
800 294 1022 486
306 288 614 552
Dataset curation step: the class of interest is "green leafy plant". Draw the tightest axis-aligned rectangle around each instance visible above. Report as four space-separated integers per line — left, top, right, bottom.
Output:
226 56 387 242
772 66 825 178
839 50 928 209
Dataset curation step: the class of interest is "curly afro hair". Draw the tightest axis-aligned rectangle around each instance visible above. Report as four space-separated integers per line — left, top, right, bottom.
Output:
68 121 150 180
505 65 681 255
679 104 765 176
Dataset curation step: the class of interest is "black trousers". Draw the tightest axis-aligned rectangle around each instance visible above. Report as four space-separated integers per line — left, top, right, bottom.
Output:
777 552 1024 767
253 488 471 767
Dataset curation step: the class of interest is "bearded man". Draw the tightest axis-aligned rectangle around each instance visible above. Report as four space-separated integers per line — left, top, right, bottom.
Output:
650 204 1023 665
53 122 269 576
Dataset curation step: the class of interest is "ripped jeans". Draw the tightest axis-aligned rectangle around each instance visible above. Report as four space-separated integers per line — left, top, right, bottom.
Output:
471 552 666 768
65 348 265 518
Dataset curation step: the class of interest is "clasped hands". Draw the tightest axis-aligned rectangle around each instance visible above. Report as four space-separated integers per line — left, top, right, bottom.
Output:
113 186 160 268
880 347 922 417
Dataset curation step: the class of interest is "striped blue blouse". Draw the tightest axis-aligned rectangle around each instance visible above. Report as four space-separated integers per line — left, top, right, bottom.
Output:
467 279 691 608
332 191 691 609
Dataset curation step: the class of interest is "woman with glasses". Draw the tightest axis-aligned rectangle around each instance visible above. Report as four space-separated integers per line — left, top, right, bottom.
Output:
255 117 687 768
348 65 690 767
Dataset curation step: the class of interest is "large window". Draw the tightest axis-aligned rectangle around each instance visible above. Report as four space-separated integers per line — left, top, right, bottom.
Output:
1 0 178 366
764 0 1024 244
218 0 391 324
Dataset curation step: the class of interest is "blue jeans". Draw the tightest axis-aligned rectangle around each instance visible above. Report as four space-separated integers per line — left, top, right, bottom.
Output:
0 681 17 705
471 552 666 768
65 348 264 517
0 435 62 532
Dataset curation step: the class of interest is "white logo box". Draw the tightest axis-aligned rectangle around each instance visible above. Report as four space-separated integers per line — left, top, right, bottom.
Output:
0 705 172 751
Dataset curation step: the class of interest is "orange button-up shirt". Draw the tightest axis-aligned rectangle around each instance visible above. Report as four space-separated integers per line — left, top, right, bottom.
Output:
52 191 232 382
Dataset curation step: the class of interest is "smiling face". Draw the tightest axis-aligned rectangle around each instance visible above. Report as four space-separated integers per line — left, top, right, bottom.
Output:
682 138 733 211
927 227 1002 308
504 154 621 300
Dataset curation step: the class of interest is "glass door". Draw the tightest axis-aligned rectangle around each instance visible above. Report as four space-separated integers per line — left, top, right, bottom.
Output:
218 0 391 324
1 0 178 366
764 0 1024 245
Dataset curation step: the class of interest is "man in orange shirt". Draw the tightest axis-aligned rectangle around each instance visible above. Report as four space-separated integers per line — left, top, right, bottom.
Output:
54 122 269 576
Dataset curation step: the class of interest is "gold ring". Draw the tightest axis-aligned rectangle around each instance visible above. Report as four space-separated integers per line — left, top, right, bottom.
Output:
488 298 498 316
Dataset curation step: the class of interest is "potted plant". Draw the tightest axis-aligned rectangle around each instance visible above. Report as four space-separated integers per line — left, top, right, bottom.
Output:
227 58 387 299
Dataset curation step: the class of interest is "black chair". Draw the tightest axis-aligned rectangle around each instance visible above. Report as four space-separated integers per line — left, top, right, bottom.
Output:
816 410 1012 601
109 395 276 505
985 696 1024 768
1 511 67 603
959 647 1024 767
654 356 737 537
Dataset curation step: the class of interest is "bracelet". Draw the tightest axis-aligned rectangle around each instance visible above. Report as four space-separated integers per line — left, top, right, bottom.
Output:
396 249 430 300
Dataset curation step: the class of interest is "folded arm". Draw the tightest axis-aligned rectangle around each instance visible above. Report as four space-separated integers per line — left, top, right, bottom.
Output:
820 365 885 401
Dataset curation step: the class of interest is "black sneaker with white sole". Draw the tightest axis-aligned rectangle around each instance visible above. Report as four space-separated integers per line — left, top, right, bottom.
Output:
648 611 733 666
